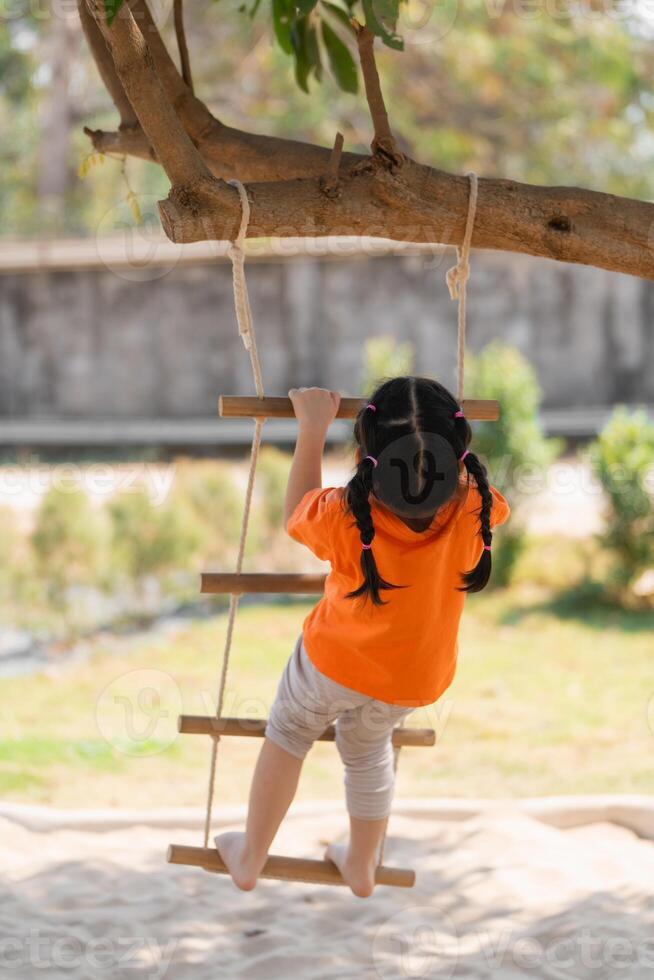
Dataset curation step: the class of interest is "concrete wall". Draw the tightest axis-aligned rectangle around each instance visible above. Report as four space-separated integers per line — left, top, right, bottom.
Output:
1 244 652 425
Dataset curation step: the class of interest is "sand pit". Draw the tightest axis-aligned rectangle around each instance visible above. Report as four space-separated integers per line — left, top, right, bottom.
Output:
1 798 653 979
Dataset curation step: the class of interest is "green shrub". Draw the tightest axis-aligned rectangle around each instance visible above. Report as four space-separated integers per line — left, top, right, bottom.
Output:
588 407 654 601
0 506 31 607
360 335 414 396
256 446 292 531
108 488 202 584
174 461 243 556
31 487 112 604
465 341 562 586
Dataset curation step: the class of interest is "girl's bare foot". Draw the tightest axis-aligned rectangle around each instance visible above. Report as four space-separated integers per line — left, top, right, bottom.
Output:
325 843 376 898
214 832 261 891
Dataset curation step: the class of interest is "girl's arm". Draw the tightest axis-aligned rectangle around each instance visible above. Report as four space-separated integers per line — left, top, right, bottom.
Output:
283 387 341 529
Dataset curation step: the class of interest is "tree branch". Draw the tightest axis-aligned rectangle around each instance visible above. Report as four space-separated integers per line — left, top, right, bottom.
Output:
320 131 344 197
77 0 138 129
85 0 211 186
83 0 355 180
159 162 654 280
85 117 365 179
354 22 403 167
83 0 212 160
79 0 654 280
125 0 209 131
84 121 156 160
173 0 193 93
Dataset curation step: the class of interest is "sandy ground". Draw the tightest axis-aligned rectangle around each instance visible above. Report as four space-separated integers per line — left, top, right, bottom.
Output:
2 799 654 980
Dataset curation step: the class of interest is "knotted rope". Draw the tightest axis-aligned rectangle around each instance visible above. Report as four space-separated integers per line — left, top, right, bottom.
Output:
446 172 478 404
203 179 265 848
227 179 264 399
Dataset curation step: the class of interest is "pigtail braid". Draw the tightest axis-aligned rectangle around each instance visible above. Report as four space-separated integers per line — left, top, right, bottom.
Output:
344 457 402 606
458 450 494 593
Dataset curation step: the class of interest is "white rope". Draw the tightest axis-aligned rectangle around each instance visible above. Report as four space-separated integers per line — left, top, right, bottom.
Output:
446 172 478 404
203 179 265 848
203 419 263 847
227 179 264 399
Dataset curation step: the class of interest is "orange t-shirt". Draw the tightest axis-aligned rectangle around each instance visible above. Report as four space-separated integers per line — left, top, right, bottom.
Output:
287 478 510 707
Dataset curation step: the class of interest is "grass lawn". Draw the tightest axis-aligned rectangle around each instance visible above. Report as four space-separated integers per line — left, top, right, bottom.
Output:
2 539 653 810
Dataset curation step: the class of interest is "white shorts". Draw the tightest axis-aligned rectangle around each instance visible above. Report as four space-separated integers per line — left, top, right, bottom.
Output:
266 634 413 820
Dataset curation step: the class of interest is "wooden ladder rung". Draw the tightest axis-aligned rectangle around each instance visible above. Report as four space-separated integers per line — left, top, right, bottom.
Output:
178 715 436 747
201 572 325 595
167 844 415 887
219 395 500 421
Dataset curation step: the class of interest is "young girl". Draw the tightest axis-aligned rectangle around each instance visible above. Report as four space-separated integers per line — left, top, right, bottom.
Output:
215 376 509 897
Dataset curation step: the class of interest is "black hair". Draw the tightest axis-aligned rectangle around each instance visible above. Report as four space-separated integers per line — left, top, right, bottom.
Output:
343 375 494 605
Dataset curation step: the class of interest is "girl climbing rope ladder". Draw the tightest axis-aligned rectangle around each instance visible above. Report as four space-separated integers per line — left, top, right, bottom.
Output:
214 379 510 898
167 174 509 895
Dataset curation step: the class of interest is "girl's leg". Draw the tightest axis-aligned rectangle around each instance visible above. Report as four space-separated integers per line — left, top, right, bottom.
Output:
325 815 388 898
326 703 412 897
215 737 303 890
216 633 349 890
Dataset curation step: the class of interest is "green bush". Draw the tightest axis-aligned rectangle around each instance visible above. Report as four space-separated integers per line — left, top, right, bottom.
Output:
465 341 562 586
256 446 291 531
108 488 202 584
31 487 112 604
0 506 31 608
174 461 243 557
360 335 415 396
589 407 654 601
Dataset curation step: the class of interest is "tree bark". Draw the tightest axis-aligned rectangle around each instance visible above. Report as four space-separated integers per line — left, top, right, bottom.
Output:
159 163 654 280
355 23 402 166
78 0 137 129
173 0 193 93
80 0 654 281
85 113 364 182
85 0 211 187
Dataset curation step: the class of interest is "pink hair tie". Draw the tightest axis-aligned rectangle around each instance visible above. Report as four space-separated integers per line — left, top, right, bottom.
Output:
483 544 491 552
362 542 373 551
364 455 378 467
454 410 465 419
459 449 470 462
366 403 376 412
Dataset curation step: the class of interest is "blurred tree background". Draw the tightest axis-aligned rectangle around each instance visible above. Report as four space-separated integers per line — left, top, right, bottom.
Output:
2 0 654 238
2 2 653 812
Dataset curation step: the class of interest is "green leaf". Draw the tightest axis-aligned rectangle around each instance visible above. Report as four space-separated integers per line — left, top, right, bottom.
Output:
320 0 356 34
294 55 311 92
361 0 403 51
307 19 322 81
291 17 322 92
321 20 358 93
104 0 123 25
291 17 322 93
272 0 293 54
373 0 400 21
295 0 319 12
